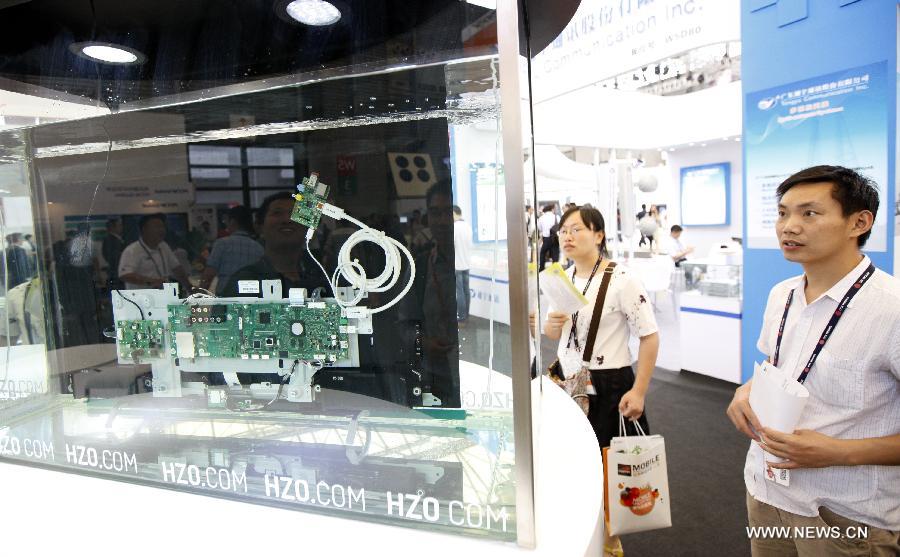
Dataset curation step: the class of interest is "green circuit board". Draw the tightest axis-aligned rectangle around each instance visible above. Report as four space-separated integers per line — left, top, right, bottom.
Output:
116 320 165 360
167 302 349 362
289 172 329 229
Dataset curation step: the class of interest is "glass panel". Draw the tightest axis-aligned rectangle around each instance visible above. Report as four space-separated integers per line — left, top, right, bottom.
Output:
188 146 243 167
0 0 529 543
190 168 244 187
246 147 294 167
249 167 295 189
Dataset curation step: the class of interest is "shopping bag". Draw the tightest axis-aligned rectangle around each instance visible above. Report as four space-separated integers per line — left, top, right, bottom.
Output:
603 416 672 536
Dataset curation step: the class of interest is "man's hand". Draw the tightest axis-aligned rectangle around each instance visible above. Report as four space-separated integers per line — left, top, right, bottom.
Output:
619 389 645 420
726 380 762 441
760 428 845 469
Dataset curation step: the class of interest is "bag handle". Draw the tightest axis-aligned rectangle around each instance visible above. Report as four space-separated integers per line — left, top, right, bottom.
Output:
618 412 647 437
581 261 616 365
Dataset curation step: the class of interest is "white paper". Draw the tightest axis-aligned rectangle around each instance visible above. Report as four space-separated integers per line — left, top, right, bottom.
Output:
749 361 810 462
539 263 589 315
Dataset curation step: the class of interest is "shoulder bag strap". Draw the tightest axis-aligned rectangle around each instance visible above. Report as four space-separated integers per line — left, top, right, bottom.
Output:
581 261 616 365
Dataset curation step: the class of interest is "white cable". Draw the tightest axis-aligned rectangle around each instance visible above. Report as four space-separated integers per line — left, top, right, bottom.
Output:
305 210 416 314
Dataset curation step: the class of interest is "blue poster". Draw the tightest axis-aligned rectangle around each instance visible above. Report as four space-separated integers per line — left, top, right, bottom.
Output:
745 61 889 251
681 163 730 226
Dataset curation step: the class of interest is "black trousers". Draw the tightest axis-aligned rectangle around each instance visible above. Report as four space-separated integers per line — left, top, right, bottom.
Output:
538 236 559 269
587 366 650 449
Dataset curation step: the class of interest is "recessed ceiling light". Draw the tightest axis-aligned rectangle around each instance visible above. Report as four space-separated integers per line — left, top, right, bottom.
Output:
285 0 341 26
70 42 145 65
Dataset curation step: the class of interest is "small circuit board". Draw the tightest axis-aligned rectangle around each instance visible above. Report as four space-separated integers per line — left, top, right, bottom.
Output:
290 172 330 229
167 302 349 363
116 320 165 361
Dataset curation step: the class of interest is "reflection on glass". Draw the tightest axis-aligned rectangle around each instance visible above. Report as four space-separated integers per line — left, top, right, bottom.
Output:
0 57 519 540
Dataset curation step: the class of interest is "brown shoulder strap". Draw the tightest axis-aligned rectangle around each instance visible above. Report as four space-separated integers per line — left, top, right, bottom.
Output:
581 261 616 365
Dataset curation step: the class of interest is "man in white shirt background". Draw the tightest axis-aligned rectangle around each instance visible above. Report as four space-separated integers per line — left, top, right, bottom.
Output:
726 165 900 556
118 213 190 293
664 224 693 267
537 203 559 270
453 205 472 323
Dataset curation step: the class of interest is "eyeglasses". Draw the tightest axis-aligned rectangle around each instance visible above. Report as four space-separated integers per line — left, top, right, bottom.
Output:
557 226 587 236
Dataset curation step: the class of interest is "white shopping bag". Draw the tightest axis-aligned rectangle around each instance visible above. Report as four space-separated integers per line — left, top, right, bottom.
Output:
603 416 672 536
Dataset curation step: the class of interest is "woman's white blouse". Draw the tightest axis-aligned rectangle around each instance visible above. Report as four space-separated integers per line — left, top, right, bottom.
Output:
552 263 659 378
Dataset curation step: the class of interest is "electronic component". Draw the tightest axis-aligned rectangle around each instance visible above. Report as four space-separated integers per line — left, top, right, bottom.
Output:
290 172 330 229
116 320 164 361
168 301 348 362
175 332 196 358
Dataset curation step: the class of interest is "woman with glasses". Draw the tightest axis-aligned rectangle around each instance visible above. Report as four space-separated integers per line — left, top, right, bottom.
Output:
534 206 660 557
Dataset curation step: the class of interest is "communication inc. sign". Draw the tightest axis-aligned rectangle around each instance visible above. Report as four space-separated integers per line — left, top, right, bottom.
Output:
532 0 740 102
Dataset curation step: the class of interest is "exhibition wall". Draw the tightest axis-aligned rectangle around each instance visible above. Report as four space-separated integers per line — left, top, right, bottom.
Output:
740 0 898 382
665 140 743 257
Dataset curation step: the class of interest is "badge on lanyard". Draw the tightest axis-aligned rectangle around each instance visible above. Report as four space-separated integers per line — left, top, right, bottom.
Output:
764 463 790 487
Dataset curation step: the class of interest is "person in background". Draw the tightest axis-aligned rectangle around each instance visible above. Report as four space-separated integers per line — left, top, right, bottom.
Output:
411 211 435 259
636 204 649 246
5 233 33 288
405 180 461 407
22 233 36 262
223 192 329 297
664 225 693 267
537 204 559 269
452 205 472 324
525 204 535 262
200 205 263 295
532 205 660 557
118 213 190 293
102 217 125 288
726 165 900 556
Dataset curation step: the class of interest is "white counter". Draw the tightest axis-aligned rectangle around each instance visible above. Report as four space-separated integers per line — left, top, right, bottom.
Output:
678 290 742 384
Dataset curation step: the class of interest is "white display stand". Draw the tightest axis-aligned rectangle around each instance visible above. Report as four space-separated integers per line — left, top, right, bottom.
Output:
678 290 742 383
0 371 603 556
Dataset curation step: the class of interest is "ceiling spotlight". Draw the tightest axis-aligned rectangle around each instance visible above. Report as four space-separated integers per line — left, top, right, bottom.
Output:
70 42 145 65
285 0 341 26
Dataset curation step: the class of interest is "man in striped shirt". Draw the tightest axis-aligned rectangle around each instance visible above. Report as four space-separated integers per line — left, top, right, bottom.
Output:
201 206 263 295
727 166 900 556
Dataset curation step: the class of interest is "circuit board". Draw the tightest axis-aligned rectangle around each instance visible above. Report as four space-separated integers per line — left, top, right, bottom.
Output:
167 302 349 363
116 320 165 360
290 172 329 229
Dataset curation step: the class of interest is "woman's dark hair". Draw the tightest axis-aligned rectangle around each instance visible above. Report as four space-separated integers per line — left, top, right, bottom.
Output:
776 165 879 247
559 206 609 257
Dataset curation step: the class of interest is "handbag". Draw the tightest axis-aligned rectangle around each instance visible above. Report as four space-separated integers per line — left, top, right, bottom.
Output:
602 414 672 536
548 261 617 414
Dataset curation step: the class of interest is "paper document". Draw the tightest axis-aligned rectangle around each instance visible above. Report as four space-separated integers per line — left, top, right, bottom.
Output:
748 361 810 462
539 263 589 315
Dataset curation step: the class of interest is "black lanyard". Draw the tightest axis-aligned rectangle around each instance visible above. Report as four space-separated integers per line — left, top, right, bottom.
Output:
772 263 875 384
139 239 167 279
567 257 603 351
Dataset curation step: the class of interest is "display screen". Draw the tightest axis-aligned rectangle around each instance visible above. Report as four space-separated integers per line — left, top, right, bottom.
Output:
680 162 730 226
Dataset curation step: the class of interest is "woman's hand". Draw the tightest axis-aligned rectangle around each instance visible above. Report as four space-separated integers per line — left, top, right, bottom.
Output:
618 389 645 420
543 311 569 340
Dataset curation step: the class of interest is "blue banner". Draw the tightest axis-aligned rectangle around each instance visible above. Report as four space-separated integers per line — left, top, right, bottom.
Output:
745 61 889 251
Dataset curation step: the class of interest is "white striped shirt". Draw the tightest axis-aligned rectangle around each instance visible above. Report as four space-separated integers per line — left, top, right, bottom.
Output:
745 255 900 529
